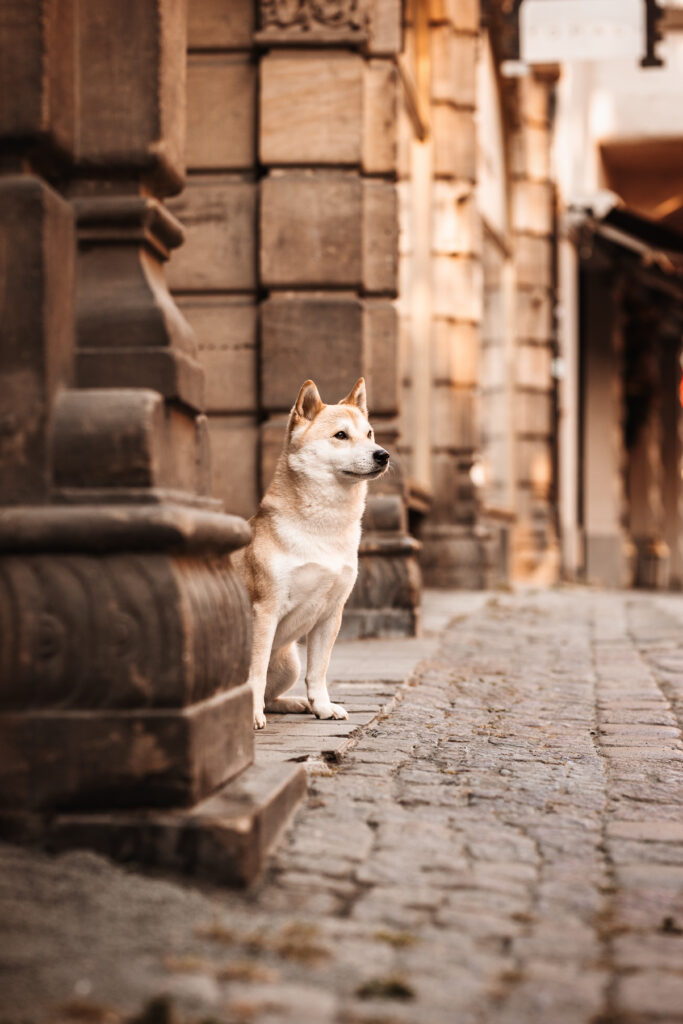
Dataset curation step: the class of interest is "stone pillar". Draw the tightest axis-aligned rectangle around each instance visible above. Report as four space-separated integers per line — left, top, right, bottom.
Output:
256 0 421 636
0 0 304 884
420 0 489 588
558 235 582 578
661 335 683 589
582 274 634 587
395 1 433 501
508 73 559 584
626 311 670 588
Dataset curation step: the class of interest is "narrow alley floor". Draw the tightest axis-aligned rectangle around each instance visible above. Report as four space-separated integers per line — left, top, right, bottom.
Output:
2 589 683 1024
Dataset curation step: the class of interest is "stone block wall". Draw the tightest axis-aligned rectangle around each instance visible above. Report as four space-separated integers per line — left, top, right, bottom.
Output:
419 0 490 587
508 74 560 584
168 1 259 522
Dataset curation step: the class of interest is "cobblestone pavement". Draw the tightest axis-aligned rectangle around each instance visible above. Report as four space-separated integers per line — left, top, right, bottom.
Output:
3 589 683 1024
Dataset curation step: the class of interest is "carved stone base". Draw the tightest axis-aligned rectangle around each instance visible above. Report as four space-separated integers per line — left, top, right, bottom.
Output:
0 684 254 812
0 505 253 813
509 520 560 586
584 532 636 588
419 524 493 589
0 757 307 887
634 536 670 589
341 533 422 639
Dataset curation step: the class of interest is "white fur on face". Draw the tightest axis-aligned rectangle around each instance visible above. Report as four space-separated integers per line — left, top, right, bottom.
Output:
288 407 387 484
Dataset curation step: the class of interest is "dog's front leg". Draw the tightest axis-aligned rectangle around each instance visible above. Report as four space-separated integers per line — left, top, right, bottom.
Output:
306 611 348 720
248 602 278 729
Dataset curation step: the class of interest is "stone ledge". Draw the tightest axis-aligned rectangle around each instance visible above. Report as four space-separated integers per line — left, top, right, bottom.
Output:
0 757 307 887
0 503 250 554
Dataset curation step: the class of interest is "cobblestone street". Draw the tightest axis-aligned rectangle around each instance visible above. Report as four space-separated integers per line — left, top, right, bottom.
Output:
3 589 683 1023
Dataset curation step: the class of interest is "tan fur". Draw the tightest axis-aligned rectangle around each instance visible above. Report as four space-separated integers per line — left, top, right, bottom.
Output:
232 378 389 729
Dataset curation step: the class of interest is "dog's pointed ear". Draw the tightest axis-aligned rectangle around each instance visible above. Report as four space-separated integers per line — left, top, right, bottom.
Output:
340 377 368 418
292 379 324 423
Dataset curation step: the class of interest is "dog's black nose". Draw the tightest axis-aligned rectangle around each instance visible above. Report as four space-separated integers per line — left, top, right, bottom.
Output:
373 448 390 466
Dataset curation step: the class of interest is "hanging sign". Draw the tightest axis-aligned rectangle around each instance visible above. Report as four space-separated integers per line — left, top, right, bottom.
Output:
520 0 645 63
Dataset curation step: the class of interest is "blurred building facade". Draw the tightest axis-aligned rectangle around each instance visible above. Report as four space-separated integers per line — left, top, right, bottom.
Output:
168 0 682 603
550 1 683 589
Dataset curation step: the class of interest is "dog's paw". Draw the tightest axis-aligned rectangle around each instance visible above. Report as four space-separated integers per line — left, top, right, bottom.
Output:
311 700 348 721
253 709 267 730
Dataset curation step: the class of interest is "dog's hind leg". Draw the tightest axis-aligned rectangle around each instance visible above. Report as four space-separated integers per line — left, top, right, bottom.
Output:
264 643 310 713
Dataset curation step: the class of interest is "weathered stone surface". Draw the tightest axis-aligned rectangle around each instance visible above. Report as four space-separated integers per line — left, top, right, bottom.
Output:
430 25 476 107
430 453 478 517
516 436 552 487
0 551 251 711
432 104 476 180
260 51 363 166
363 301 400 415
51 390 212 499
515 288 553 342
73 194 204 410
260 173 362 287
0 757 306 886
260 415 289 494
0 504 250 556
0 684 254 812
188 0 254 49
0 544 254 809
75 0 186 193
432 181 480 256
362 181 398 294
516 342 552 390
0 176 74 505
511 180 554 236
432 320 479 386
363 59 398 173
167 179 257 292
178 296 257 415
186 54 256 170
0 0 75 155
344 546 422 639
431 383 477 448
420 525 489 587
52 388 164 489
207 416 260 520
514 234 553 289
519 75 552 127
261 176 399 295
261 295 365 411
367 0 402 54
514 389 553 436
433 255 483 321
429 0 479 31
256 0 370 47
510 124 551 181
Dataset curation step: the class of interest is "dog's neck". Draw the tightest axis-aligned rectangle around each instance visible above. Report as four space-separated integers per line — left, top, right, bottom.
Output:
262 453 367 541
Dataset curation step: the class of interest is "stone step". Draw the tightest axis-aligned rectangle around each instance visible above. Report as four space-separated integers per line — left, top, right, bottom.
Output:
0 755 306 887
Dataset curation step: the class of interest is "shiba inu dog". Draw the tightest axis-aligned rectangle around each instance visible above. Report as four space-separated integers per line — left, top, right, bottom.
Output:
233 378 389 730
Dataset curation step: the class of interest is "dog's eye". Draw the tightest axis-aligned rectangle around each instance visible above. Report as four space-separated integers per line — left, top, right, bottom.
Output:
334 431 349 440
367 430 372 439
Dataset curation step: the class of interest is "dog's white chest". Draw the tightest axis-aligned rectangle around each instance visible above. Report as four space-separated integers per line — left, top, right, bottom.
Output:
273 556 356 647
